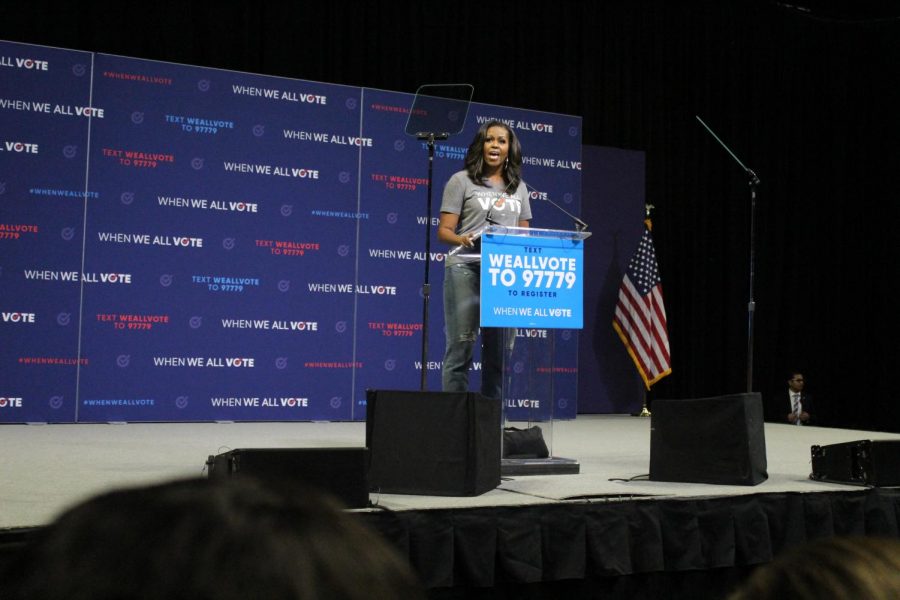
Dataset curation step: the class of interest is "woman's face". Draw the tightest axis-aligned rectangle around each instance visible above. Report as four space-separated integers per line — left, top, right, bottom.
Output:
482 125 510 170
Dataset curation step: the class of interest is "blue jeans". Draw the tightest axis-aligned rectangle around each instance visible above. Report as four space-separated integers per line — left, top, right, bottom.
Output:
442 262 504 399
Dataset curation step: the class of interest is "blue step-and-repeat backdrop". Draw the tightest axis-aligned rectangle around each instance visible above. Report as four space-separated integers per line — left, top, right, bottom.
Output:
0 40 582 423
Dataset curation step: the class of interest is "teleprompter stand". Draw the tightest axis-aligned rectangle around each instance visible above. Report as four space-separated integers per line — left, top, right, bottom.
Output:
405 84 474 390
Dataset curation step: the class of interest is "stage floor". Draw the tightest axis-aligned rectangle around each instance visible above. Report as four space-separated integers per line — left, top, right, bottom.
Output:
3 415 898 530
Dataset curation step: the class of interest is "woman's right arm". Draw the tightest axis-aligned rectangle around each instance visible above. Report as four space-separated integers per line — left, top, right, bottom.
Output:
438 212 473 247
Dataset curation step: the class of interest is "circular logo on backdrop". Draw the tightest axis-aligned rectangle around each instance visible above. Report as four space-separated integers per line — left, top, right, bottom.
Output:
188 316 202 329
175 396 189 409
345 98 357 110
558 398 569 409
335 321 347 334
49 396 64 409
57 312 71 326
560 330 572 341
277 280 290 292
159 274 174 287
514 361 525 374
197 79 210 92
120 192 135 205
131 112 144 125
564 192 573 205
72 64 86 77
280 204 293 217
384 359 396 371
393 140 405 152
62 145 78 159
0 182 6 195
252 125 265 137
275 357 288 370
448 110 460 123
116 355 131 368
191 157 204 170
330 396 342 409
569 126 579 137
386 212 398 225
338 171 351 184
337 245 349 257
222 238 235 250
61 227 75 241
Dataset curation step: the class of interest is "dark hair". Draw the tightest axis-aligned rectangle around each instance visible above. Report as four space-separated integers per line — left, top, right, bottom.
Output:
2 477 424 600
464 120 523 189
728 536 900 600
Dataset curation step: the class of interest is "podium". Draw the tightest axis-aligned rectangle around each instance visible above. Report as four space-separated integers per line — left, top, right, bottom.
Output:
480 225 590 475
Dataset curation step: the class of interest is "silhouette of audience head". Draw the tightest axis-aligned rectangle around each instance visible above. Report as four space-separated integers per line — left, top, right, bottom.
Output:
729 535 900 600
2 477 424 600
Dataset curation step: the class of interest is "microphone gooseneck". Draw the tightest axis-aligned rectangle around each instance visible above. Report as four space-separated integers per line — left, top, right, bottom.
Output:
524 182 588 231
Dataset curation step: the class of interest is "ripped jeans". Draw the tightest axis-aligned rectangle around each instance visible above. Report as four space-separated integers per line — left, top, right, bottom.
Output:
441 261 504 399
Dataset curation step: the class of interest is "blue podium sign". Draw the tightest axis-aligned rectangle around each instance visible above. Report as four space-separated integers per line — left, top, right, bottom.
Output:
480 226 588 329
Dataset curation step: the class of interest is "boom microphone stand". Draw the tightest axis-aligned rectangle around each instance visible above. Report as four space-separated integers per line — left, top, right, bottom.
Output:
695 115 761 393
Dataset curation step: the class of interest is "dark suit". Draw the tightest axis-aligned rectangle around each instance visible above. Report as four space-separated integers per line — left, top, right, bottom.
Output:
765 390 814 424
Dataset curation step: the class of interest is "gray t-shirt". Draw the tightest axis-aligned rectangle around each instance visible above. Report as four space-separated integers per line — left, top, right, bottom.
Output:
440 170 532 264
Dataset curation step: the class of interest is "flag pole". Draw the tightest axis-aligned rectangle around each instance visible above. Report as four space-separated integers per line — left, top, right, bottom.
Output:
636 202 655 418
615 201 670 416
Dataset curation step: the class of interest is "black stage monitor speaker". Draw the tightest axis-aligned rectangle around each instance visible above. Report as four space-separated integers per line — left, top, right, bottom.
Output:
366 389 500 496
810 440 900 487
650 392 768 486
206 447 369 508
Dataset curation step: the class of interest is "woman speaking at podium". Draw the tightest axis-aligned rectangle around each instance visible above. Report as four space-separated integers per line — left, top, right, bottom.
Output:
437 120 531 400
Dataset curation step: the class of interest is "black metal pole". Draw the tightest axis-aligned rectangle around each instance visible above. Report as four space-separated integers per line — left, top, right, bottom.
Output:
746 177 759 393
419 135 436 390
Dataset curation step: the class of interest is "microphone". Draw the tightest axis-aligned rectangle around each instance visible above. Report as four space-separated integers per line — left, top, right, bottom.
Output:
525 182 588 232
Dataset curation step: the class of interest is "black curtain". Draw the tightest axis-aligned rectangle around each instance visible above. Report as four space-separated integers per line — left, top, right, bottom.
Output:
2 1 898 431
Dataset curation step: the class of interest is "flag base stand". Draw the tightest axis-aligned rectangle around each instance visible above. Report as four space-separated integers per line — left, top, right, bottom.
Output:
633 394 651 417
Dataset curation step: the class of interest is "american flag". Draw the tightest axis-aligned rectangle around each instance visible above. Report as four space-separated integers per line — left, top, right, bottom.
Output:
613 219 671 389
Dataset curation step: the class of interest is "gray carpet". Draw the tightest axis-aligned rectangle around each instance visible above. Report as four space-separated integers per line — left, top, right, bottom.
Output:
2 415 897 529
